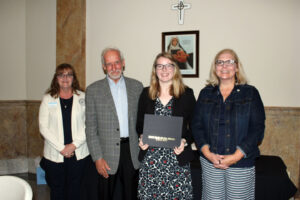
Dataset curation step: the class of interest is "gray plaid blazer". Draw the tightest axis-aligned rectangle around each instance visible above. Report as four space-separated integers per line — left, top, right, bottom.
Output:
85 76 143 174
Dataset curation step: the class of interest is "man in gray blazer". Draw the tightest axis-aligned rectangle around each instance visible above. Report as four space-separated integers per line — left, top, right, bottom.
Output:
85 47 143 200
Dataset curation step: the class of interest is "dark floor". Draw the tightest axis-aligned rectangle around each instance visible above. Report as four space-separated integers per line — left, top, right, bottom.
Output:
13 171 300 200
15 173 50 200
12 160 201 200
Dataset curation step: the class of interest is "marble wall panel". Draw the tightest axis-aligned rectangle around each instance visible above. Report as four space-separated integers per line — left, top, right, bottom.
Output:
0 101 27 159
26 101 43 158
260 107 300 189
0 101 299 190
0 158 28 174
0 101 42 174
56 0 86 89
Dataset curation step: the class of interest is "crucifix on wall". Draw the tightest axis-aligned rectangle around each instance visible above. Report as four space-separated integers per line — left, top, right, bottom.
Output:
172 0 191 25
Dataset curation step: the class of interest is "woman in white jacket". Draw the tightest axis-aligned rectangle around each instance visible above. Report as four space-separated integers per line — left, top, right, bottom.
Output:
39 63 89 200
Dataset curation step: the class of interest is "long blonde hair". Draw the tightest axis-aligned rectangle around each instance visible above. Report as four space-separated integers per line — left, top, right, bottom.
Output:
149 52 185 100
207 48 248 86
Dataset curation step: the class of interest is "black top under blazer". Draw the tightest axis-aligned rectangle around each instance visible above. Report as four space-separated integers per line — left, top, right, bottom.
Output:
136 86 196 166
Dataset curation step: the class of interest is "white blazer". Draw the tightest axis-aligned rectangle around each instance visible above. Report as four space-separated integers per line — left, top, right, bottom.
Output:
39 90 89 163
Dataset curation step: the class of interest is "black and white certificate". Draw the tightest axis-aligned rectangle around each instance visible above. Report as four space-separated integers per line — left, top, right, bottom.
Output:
142 114 183 148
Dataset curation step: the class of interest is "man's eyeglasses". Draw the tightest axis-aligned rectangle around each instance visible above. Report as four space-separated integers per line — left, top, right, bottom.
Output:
57 73 73 79
215 60 236 67
105 61 122 68
155 63 175 70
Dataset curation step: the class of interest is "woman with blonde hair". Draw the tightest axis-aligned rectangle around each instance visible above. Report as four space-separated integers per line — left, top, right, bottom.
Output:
192 49 265 199
136 52 195 199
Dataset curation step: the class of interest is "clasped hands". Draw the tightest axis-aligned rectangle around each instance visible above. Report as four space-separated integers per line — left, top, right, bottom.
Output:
208 153 229 170
60 143 76 158
139 134 186 155
203 146 244 170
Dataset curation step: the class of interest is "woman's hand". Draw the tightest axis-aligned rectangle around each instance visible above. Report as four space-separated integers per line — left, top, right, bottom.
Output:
216 149 244 169
202 145 226 169
207 152 227 169
139 134 149 150
174 139 186 155
60 143 76 158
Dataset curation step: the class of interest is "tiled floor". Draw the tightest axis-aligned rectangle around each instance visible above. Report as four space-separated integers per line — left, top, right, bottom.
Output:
15 173 50 200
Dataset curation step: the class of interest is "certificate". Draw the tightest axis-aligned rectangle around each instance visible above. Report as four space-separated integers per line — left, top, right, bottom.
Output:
142 114 183 148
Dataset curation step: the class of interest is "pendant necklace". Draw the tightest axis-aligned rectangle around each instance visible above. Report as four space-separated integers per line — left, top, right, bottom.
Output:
60 99 67 109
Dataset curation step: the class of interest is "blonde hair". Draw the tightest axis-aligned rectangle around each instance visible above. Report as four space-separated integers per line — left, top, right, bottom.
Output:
207 48 248 86
149 52 185 100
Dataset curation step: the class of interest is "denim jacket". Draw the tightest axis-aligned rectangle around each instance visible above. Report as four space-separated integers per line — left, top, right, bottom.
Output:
191 84 265 167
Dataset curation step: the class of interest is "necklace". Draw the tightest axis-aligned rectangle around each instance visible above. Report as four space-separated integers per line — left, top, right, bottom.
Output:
60 99 67 109
60 96 73 109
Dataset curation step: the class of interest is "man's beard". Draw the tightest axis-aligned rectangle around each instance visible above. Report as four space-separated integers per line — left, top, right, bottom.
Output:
108 69 122 80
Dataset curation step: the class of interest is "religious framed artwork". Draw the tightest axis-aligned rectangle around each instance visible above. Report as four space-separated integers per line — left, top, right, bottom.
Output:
162 30 199 78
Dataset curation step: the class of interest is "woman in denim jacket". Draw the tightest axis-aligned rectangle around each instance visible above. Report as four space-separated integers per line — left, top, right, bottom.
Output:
192 49 265 200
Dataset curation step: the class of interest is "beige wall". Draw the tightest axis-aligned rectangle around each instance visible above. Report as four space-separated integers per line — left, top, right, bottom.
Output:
86 0 300 107
0 0 26 100
1 0 299 106
26 0 56 100
0 0 56 101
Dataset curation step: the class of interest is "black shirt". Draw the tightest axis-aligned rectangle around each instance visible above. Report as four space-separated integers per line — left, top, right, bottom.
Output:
60 96 73 145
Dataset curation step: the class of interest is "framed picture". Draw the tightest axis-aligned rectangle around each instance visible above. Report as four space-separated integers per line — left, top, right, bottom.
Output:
162 30 199 78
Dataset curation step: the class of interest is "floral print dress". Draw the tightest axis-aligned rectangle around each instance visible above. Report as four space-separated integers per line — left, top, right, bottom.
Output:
138 97 193 200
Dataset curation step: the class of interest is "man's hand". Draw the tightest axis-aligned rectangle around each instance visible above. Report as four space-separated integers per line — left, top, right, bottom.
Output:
95 158 111 178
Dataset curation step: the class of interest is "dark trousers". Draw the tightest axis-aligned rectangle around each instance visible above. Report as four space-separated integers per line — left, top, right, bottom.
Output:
40 155 88 200
99 141 138 200
80 156 100 200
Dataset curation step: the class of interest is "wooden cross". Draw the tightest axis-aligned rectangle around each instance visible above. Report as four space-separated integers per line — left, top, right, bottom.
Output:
172 0 191 25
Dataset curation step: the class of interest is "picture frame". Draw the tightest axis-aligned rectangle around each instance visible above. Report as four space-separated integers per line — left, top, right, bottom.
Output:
162 30 199 78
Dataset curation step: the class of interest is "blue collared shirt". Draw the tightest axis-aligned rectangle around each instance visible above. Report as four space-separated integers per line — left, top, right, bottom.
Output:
107 76 129 138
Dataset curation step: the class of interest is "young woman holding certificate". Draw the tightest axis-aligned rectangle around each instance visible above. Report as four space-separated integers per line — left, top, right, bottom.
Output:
136 52 196 199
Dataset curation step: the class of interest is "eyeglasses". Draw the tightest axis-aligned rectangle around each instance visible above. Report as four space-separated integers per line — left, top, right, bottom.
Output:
105 61 122 68
215 60 236 67
155 63 175 70
57 73 73 79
